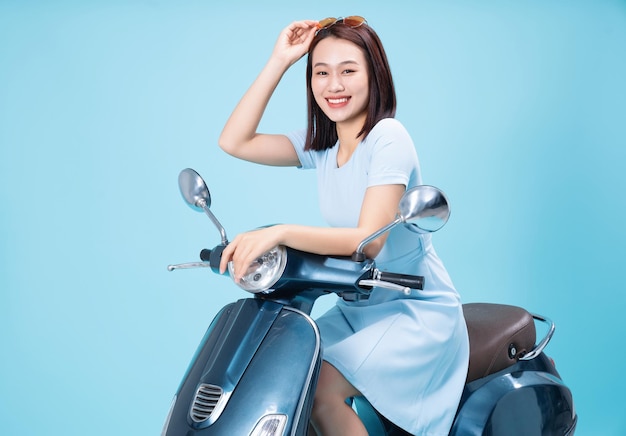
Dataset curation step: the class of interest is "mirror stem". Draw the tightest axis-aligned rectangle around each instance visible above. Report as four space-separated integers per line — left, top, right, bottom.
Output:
353 216 401 259
198 199 228 245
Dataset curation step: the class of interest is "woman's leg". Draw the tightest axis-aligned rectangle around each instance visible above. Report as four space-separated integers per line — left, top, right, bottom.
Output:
309 361 368 436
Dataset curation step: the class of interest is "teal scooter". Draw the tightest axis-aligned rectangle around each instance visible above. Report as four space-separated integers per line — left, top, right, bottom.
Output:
162 168 577 436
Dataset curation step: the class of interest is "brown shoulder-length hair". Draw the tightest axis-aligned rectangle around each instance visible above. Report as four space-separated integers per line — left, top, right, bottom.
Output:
304 21 397 151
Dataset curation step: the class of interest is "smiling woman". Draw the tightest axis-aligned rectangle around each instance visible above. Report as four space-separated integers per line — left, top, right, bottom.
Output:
310 38 371 165
216 17 469 436
2 2 624 435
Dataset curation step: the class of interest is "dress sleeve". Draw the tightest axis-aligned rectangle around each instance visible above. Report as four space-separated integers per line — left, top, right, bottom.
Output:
286 128 316 169
366 118 420 188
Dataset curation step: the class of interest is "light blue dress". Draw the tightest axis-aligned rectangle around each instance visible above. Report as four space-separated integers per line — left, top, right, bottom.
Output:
287 118 469 435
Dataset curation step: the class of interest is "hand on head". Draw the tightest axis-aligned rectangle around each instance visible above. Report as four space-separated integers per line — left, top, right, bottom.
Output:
271 20 319 67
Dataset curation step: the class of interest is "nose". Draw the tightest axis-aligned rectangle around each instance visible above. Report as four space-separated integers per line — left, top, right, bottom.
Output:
328 73 345 92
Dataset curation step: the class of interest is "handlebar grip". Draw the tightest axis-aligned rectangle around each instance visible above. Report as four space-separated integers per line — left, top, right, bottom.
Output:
378 272 424 290
201 245 226 272
199 249 212 262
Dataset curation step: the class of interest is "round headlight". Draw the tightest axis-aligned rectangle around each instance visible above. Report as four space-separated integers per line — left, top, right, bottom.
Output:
228 245 287 293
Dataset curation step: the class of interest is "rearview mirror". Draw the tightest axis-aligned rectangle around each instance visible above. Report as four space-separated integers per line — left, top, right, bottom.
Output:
352 185 450 261
398 185 450 233
177 168 228 245
179 168 211 211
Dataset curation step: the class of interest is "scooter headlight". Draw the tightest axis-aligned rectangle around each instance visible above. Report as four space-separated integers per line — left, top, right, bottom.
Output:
228 245 287 293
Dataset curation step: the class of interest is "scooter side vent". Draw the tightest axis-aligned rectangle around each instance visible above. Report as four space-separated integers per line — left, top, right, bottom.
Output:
190 384 223 423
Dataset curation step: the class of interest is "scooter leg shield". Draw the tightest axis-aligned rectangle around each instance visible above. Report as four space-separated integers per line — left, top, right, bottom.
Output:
163 298 322 435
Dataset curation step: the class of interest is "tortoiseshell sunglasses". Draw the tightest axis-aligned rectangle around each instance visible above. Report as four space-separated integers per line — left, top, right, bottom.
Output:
317 16 367 32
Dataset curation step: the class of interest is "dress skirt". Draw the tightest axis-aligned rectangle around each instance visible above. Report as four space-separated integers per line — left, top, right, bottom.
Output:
315 239 469 435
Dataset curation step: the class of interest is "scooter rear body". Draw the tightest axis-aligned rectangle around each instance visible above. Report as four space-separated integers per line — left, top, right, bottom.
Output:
352 303 577 435
451 302 577 435
353 354 576 435
450 354 577 435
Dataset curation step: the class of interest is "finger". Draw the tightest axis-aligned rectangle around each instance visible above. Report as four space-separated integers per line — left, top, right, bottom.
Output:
232 246 257 281
290 20 318 30
287 20 317 40
219 241 236 274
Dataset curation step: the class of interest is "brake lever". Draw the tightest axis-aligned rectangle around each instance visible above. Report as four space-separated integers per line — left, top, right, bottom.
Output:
358 279 411 295
167 261 211 271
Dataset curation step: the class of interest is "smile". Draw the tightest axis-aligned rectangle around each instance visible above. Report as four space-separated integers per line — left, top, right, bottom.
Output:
326 97 350 106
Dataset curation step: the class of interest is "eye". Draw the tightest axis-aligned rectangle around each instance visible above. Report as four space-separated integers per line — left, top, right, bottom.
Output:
343 65 362 75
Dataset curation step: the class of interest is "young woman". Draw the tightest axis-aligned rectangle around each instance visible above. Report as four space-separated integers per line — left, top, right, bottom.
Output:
218 17 469 436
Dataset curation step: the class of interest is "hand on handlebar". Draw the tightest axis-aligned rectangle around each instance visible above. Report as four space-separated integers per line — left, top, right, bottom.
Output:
219 226 284 282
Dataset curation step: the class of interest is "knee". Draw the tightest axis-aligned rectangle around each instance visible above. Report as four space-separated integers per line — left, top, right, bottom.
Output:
312 376 334 421
310 363 368 435
312 362 357 417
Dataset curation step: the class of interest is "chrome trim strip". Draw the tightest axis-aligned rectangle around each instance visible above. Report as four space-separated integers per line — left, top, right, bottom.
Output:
283 306 321 436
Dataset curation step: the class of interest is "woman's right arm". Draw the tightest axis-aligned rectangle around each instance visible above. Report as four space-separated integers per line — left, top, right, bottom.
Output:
218 20 318 167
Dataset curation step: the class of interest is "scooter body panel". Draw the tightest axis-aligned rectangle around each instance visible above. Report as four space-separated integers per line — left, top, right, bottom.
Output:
163 297 322 435
450 353 577 436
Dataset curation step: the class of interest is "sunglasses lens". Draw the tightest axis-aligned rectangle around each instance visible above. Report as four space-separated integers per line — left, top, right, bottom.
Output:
317 16 366 31
343 16 366 28
318 17 337 29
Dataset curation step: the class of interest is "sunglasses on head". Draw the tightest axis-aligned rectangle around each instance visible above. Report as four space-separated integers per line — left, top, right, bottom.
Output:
317 16 367 32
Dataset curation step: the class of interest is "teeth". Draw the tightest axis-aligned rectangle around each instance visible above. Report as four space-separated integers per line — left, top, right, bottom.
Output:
328 98 348 104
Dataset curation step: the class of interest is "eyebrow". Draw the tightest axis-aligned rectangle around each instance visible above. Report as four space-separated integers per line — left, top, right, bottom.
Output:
313 60 360 68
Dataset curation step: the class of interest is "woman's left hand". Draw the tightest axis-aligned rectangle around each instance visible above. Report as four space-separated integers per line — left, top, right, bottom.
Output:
219 225 285 282
271 20 319 67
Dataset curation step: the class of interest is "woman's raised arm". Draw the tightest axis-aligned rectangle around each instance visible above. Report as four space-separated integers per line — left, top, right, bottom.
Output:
218 20 318 166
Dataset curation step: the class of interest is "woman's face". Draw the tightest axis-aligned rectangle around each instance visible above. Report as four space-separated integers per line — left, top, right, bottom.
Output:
310 37 370 127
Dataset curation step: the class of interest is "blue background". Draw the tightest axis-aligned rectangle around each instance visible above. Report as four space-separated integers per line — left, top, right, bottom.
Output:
1 0 624 434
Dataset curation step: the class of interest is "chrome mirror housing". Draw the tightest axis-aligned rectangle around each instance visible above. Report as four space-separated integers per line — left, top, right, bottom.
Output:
399 185 450 233
177 168 228 245
178 168 212 212
352 185 450 261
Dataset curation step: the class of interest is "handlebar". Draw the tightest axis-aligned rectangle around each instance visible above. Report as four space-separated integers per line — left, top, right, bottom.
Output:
167 246 225 273
357 270 424 296
169 246 426 300
376 271 424 290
